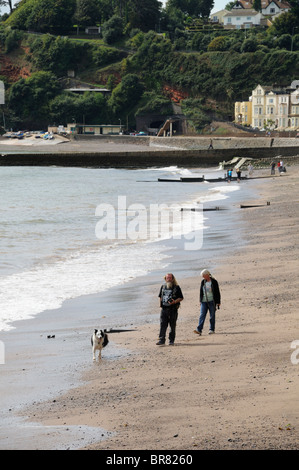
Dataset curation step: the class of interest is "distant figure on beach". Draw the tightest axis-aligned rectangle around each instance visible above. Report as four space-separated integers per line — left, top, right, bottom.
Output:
271 161 276 175
248 163 253 177
279 160 284 174
236 168 241 182
227 168 233 183
208 139 213 150
157 273 183 346
194 269 221 335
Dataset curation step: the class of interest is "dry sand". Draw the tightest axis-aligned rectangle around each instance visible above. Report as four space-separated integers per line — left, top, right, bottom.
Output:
18 164 299 450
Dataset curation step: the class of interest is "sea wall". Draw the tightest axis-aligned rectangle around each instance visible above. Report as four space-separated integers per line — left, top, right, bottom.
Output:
0 136 299 168
75 134 299 150
148 136 299 150
1 148 299 168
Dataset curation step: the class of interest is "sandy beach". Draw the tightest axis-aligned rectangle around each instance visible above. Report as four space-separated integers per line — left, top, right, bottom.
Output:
3 162 295 451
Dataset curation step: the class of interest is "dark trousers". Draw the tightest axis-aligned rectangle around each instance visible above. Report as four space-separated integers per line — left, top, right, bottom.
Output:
159 307 178 343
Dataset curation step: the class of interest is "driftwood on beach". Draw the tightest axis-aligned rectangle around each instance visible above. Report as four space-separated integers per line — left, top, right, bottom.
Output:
240 202 271 208
180 207 225 211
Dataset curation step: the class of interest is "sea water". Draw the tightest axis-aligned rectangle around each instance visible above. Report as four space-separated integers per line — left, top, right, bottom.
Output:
0 165 243 332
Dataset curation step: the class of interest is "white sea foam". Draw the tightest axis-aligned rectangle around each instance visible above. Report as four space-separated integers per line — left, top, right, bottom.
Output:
196 185 240 204
0 242 171 331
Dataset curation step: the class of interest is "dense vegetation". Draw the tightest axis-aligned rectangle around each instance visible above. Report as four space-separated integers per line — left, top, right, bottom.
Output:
1 0 299 132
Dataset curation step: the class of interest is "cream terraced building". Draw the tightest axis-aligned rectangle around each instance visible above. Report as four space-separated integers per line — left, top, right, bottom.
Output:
235 81 299 130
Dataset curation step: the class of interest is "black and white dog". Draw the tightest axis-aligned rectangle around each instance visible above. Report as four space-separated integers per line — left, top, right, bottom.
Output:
91 329 109 360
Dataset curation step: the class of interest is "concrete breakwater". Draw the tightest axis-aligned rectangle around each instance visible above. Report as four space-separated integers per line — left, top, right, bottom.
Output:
0 135 298 168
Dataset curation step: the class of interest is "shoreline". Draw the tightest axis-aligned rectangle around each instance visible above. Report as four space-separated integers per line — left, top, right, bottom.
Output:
1 165 299 450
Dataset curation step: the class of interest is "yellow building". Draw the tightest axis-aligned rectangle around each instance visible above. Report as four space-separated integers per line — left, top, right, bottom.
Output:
234 100 252 126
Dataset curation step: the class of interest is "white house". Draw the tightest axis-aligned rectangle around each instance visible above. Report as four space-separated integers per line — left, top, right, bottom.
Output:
230 0 290 14
220 0 290 28
261 0 290 15
223 9 263 29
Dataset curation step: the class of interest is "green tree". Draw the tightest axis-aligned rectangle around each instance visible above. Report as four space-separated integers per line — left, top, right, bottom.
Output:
166 0 214 18
292 34 299 51
102 15 124 44
29 34 88 76
6 0 77 34
127 0 161 31
49 92 109 125
275 34 292 50
207 36 228 51
253 0 262 12
132 30 173 71
288 0 299 17
268 11 299 35
241 37 258 52
108 73 144 115
162 5 185 33
49 93 80 124
9 71 60 126
91 45 124 67
181 98 210 132
5 29 23 53
73 0 100 28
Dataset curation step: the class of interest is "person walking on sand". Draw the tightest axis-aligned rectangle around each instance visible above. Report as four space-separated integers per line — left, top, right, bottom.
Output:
271 161 275 175
157 273 183 346
194 269 221 335
236 167 241 182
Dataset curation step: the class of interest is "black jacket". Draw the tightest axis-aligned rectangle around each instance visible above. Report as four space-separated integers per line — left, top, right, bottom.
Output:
159 284 183 308
199 277 221 305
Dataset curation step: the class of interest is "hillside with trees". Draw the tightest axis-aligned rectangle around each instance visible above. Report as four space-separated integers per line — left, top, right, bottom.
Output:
0 0 299 132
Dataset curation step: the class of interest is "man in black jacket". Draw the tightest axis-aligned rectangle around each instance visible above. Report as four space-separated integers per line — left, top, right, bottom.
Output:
157 273 183 346
194 269 221 335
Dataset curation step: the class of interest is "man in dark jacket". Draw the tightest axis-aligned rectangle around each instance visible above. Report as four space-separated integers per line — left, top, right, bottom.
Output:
194 269 221 335
157 273 183 346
